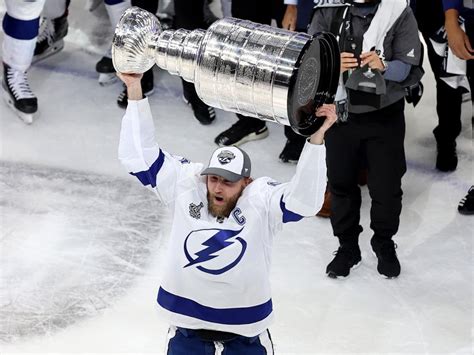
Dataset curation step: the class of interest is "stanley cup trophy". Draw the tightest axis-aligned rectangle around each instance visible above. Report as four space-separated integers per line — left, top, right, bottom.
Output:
112 7 340 136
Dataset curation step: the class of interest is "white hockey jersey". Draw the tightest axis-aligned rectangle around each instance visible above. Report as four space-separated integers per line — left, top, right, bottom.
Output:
119 98 327 337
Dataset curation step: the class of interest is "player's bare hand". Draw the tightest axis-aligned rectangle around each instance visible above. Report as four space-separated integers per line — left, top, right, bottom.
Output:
117 72 144 101
310 104 337 145
117 72 143 87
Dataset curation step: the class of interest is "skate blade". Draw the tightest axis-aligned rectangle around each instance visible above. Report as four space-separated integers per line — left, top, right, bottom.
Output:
32 40 65 64
2 88 36 125
98 73 118 86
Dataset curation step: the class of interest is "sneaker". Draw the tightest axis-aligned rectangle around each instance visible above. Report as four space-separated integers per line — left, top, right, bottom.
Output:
2 63 37 124
371 238 401 278
182 81 215 125
434 130 458 172
279 139 304 163
326 244 361 278
33 13 68 63
117 69 154 109
458 186 474 215
215 120 269 147
436 141 458 172
182 95 216 125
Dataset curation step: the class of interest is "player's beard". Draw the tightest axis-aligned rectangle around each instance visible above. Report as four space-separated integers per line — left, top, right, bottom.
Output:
207 189 242 218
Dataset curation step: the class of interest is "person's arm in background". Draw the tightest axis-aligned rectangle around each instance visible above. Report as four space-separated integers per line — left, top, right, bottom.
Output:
443 0 474 59
378 7 422 82
282 0 298 31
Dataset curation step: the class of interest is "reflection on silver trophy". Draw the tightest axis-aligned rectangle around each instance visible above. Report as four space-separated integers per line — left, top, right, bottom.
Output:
112 7 340 136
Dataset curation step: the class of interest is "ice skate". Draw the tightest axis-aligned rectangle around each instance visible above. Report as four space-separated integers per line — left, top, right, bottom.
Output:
33 13 69 64
2 64 37 124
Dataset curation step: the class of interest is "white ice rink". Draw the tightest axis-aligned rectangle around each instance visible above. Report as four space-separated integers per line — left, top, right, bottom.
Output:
0 1 473 354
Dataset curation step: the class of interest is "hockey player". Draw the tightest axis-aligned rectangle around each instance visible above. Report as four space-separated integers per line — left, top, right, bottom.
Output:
32 0 70 64
117 72 336 354
2 0 46 124
95 0 131 86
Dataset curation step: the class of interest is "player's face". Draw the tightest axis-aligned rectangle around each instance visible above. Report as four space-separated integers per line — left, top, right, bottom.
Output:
206 175 248 218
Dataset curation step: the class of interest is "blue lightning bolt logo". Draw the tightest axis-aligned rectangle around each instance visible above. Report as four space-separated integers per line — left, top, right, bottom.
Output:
183 228 247 275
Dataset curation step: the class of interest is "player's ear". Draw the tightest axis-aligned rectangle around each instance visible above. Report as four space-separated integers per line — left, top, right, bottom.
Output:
244 177 253 186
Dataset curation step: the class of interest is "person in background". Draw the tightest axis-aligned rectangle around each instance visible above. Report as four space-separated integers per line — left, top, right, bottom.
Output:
412 0 473 172
173 0 217 125
114 0 159 109
93 0 132 87
309 0 422 279
281 0 315 163
441 0 473 214
117 71 335 354
213 0 287 148
32 0 69 64
2 0 46 124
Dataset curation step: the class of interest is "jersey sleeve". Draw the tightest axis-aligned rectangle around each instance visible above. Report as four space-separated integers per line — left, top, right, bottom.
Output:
442 0 462 12
262 141 327 232
118 98 203 204
390 8 422 66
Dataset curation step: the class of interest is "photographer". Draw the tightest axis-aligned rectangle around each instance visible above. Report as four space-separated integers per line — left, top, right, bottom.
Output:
308 0 422 278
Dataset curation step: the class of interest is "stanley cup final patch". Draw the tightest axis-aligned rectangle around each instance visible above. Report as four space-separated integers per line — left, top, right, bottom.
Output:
189 202 204 219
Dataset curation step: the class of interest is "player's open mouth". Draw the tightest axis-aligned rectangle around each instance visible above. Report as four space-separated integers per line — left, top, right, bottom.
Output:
215 196 224 204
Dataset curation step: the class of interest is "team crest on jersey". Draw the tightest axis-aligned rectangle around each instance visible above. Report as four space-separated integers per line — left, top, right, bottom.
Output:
183 228 247 275
217 150 235 165
189 202 204 219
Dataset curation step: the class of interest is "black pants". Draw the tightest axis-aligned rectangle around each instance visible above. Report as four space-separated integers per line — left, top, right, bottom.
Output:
231 0 285 129
423 34 464 143
174 0 206 30
419 11 473 143
132 0 158 14
325 100 407 242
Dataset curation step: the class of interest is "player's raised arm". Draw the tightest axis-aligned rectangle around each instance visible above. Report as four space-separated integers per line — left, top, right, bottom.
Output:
117 72 196 203
267 104 336 227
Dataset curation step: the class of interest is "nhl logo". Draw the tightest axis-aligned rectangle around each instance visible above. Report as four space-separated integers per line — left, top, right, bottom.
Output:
217 150 235 165
189 202 204 219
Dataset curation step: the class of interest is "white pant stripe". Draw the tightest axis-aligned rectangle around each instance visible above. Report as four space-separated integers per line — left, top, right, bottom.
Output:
214 340 224 355
164 326 177 354
259 329 274 354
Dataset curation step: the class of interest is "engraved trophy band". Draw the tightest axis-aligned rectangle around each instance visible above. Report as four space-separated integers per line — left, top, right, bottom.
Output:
112 7 340 136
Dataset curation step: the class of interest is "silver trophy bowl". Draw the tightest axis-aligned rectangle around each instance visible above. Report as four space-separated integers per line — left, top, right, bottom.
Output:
113 7 340 136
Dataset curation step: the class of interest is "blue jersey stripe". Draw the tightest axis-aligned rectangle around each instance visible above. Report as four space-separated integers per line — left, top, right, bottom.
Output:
157 287 273 325
280 196 304 223
130 150 165 188
3 14 39 40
